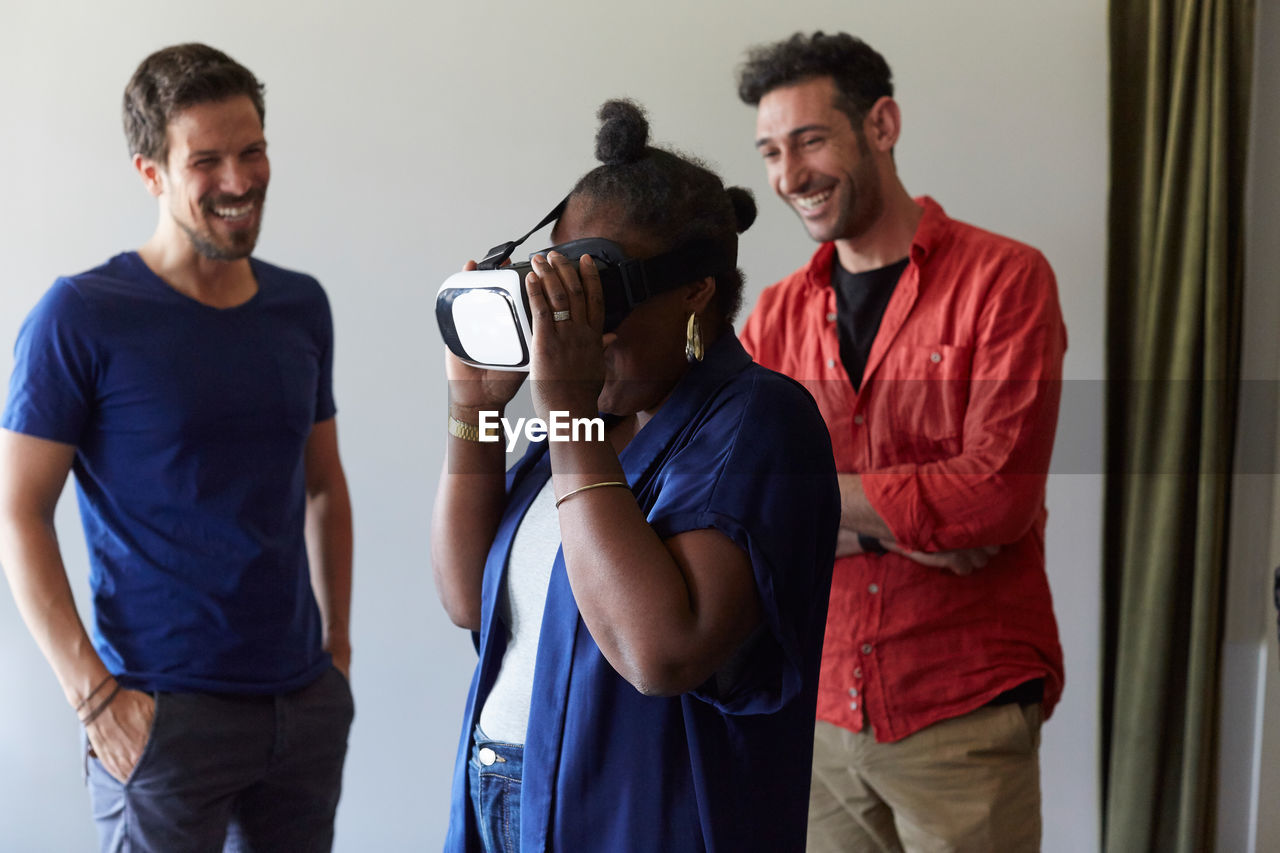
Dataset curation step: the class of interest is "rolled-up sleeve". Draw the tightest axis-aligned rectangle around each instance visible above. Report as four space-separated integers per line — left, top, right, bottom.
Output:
646 372 840 714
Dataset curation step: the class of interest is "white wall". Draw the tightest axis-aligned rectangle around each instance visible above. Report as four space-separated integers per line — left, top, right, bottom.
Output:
0 1 1107 849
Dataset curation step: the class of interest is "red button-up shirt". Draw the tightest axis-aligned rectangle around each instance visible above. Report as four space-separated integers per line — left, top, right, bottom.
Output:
741 197 1065 742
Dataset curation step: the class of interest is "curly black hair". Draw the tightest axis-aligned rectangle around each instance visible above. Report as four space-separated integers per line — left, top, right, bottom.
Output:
736 32 893 129
570 99 756 323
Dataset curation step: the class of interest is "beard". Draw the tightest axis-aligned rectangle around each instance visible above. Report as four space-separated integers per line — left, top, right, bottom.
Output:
798 131 884 245
824 173 883 244
174 190 265 262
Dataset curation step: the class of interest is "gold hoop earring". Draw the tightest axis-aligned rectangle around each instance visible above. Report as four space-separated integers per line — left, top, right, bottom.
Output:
685 313 704 363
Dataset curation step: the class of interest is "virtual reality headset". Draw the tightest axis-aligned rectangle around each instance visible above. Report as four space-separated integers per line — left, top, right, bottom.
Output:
436 194 734 371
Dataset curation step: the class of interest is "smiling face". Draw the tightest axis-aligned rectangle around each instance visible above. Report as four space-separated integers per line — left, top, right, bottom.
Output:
149 95 269 261
755 76 884 246
551 196 711 418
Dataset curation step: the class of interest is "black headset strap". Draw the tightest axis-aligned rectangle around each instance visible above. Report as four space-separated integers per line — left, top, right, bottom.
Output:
476 194 571 270
614 239 737 307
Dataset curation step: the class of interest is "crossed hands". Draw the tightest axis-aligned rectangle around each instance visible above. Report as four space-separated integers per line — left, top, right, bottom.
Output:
837 530 1000 576
882 541 1001 576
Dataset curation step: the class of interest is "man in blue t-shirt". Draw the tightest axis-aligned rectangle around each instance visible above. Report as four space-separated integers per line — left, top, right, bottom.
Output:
0 44 354 851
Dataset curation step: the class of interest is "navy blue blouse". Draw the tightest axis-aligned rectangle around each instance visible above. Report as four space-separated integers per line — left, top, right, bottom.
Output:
444 333 839 852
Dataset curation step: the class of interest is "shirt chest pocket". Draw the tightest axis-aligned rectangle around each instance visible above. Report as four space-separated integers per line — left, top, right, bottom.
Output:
871 344 972 462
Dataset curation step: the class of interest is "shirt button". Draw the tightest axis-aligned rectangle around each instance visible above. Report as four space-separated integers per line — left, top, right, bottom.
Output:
850 701 859 711
854 668 863 678
930 351 942 363
853 414 865 425
478 747 497 766
827 358 837 368
827 312 838 323
848 687 858 697
868 583 879 594
861 643 873 654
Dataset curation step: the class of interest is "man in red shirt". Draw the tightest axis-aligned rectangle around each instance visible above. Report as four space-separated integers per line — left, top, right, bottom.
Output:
737 32 1066 852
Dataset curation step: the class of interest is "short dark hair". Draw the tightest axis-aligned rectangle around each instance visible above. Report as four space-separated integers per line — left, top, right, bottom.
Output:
569 99 757 322
123 43 265 164
737 31 893 128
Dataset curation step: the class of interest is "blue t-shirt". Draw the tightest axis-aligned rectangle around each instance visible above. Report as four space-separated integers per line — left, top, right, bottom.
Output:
2 252 336 694
445 334 840 852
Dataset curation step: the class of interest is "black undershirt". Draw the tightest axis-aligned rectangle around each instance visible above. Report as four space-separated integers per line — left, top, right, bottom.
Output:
833 256 910 391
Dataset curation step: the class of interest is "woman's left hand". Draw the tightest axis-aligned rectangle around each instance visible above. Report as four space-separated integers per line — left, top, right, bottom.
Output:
525 252 612 421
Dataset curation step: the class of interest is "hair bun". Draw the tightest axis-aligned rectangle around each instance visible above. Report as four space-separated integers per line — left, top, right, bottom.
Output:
595 99 650 165
726 186 757 234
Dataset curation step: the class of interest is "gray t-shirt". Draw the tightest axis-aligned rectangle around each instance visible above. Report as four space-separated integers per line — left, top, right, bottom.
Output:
477 479 561 744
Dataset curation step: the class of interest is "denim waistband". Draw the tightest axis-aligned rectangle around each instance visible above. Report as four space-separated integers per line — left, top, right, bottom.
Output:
470 725 524 781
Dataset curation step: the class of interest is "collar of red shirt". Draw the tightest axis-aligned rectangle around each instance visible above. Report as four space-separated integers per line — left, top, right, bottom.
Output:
798 196 949 291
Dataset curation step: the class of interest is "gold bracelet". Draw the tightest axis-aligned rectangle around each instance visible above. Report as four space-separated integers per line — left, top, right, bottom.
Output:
554 481 629 509
448 415 483 442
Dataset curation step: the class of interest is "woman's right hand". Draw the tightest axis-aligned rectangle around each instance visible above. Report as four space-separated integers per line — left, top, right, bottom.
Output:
444 260 528 416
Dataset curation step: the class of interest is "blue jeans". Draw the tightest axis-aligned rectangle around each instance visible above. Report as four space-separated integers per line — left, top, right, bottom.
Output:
86 666 354 853
468 726 524 853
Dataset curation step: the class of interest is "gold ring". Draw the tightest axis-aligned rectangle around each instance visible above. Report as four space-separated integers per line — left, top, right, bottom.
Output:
552 310 572 322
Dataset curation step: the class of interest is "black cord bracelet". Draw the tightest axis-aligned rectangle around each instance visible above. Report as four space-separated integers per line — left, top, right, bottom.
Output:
858 533 888 555
75 674 114 713
79 682 122 728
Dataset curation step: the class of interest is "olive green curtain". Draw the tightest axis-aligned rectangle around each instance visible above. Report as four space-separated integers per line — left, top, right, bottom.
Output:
1102 1 1255 851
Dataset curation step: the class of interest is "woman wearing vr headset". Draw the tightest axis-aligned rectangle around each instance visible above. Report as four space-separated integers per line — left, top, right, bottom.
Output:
432 99 839 853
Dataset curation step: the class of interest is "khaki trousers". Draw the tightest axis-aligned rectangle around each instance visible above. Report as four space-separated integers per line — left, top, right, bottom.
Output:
807 703 1043 853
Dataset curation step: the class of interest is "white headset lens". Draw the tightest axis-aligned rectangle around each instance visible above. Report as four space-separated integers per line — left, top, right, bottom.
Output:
452 289 526 366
